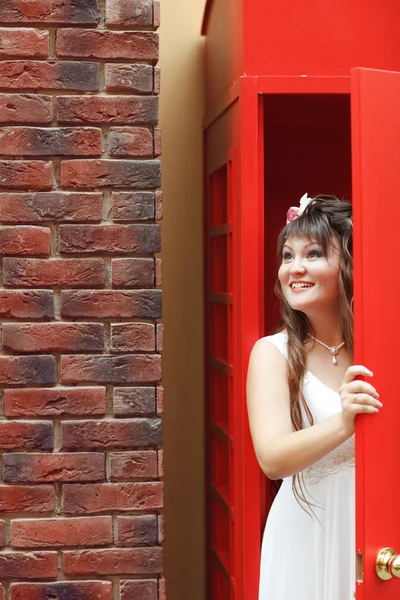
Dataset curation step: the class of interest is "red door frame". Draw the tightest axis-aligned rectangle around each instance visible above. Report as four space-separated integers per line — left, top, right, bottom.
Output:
239 76 265 600
206 74 361 600
239 75 353 600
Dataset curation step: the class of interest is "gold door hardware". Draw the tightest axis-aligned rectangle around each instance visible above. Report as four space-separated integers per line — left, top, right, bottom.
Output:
376 547 400 580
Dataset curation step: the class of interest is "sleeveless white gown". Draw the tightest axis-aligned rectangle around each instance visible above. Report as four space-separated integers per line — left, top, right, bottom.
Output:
258 332 355 600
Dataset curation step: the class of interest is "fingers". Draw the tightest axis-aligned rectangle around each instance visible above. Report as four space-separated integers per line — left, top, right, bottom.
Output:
348 400 379 415
342 365 373 384
340 366 381 430
350 392 382 409
344 380 379 399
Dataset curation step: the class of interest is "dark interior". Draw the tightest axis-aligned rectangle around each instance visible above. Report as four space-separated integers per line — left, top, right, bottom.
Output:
263 94 352 334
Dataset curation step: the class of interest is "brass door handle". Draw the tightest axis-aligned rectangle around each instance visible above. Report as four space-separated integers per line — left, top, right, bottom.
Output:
376 548 400 580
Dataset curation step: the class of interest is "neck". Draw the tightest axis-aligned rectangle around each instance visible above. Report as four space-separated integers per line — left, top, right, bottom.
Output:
306 306 344 346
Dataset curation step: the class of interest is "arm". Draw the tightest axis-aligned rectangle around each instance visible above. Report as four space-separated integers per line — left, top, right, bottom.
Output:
246 338 351 480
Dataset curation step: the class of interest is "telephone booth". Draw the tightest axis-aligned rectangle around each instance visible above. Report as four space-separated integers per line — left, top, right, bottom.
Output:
202 2 400 600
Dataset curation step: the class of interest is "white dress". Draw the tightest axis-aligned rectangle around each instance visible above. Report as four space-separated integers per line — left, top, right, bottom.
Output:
259 332 355 600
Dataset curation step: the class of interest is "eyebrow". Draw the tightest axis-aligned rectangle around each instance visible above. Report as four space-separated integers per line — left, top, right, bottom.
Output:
282 241 321 251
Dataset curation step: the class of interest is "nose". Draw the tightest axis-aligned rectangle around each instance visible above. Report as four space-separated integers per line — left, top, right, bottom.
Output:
289 257 306 275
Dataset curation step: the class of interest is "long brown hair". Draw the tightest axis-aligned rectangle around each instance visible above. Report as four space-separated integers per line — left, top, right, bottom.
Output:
274 195 353 512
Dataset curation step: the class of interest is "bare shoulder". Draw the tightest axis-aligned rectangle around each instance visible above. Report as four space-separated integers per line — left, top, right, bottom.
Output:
247 334 292 455
248 334 288 371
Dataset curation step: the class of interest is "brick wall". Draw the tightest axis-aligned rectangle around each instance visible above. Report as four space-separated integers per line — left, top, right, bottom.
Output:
0 2 163 599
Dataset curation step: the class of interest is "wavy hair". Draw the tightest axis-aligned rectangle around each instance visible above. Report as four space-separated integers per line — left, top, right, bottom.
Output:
274 195 353 513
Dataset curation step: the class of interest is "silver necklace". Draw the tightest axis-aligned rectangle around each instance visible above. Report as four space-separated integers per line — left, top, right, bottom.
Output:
307 334 345 365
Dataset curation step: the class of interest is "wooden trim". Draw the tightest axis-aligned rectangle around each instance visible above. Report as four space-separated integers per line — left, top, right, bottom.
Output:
204 78 241 130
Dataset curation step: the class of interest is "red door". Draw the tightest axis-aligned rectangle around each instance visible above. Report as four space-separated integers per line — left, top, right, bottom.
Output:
352 67 400 599
206 68 400 600
206 153 242 600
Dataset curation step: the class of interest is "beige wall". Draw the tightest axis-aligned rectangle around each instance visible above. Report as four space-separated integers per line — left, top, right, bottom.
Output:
159 1 207 599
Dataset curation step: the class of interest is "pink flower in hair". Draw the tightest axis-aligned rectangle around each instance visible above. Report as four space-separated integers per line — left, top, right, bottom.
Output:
286 193 313 225
286 207 299 224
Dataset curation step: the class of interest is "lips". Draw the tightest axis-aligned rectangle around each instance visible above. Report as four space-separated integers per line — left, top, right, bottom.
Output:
290 282 315 289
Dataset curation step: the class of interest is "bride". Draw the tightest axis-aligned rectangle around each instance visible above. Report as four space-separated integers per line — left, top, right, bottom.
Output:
246 194 381 599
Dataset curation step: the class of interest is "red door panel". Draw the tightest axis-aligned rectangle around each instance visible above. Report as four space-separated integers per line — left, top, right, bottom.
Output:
352 67 400 599
206 159 238 600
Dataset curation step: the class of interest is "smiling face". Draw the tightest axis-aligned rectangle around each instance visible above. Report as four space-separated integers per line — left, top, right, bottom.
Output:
278 235 341 315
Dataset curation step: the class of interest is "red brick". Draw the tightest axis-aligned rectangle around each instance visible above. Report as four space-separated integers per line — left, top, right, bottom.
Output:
155 191 162 220
63 547 163 576
113 387 156 417
0 28 49 58
156 324 163 352
60 224 160 254
159 577 166 600
61 290 161 319
0 160 53 190
11 516 112 548
154 67 160 95
4 387 107 417
155 258 162 286
0 521 6 548
57 95 158 126
60 159 160 190
57 30 158 60
105 64 153 93
0 355 56 385
112 192 154 222
120 580 157 600
0 94 53 125
0 61 99 91
3 323 104 353
3 452 105 483
109 127 153 158
156 387 163 415
62 482 163 513
0 192 102 223
106 0 153 27
0 485 55 512
0 290 54 319
0 421 53 450
0 552 57 579
112 258 155 288
0 0 99 25
0 127 102 157
158 515 164 544
154 128 161 157
0 226 50 256
61 354 162 384
62 419 162 449
111 323 155 352
157 450 164 478
154 1 160 28
3 258 106 288
10 582 113 600
117 515 157 547
110 451 157 480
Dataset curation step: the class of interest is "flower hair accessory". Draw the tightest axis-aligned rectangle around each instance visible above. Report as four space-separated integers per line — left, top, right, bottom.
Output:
286 193 313 224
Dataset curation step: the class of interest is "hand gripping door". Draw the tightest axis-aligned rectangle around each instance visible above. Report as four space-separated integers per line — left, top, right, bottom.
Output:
352 67 400 600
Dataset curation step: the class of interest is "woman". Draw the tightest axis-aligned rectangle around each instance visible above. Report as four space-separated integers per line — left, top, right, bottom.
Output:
246 194 381 600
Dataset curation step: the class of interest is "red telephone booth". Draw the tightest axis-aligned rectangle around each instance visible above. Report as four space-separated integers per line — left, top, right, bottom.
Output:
202 2 400 600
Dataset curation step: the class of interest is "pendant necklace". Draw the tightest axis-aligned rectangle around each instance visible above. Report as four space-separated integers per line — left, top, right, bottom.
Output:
307 334 345 365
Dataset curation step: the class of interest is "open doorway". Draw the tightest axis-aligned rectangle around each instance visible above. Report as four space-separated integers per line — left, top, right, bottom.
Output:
263 94 352 334
261 92 352 529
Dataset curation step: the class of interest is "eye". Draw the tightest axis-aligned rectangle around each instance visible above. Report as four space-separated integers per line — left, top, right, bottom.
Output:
307 249 323 258
282 251 293 261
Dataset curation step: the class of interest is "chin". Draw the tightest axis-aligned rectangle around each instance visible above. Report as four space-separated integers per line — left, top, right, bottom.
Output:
286 298 317 313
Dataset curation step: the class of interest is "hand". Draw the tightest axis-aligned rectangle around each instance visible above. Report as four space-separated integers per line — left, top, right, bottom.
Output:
339 365 382 436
